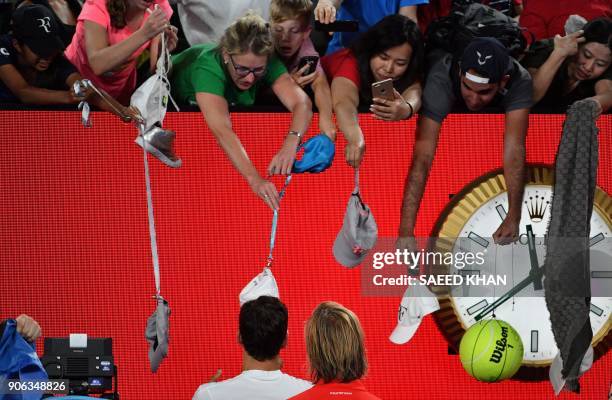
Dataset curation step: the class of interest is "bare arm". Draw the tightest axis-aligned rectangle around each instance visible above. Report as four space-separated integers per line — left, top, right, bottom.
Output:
196 92 260 184
371 81 422 121
401 80 422 114
149 35 161 73
66 73 141 121
591 78 612 114
310 71 337 140
148 27 179 73
398 115 441 237
399 5 418 24
493 108 528 245
272 73 312 135
331 76 364 168
0 64 76 104
528 31 585 103
84 8 168 76
195 92 280 210
270 73 313 175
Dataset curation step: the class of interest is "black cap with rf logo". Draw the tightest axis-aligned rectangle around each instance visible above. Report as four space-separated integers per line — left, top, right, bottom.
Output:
460 37 511 84
11 4 65 58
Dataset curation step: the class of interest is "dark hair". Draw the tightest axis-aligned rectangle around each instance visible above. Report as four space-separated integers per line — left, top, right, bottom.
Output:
349 14 424 102
107 0 127 29
239 296 288 361
582 17 612 51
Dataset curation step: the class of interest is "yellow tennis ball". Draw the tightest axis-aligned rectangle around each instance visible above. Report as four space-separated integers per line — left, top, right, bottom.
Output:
459 319 524 382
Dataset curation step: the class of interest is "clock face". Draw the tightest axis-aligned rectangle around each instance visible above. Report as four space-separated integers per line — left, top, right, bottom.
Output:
431 166 612 368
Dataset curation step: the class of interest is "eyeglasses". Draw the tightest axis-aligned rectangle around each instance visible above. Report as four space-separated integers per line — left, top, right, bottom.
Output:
228 55 267 78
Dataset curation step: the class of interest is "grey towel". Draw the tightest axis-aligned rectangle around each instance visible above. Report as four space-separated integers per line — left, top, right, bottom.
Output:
145 296 170 373
544 99 599 393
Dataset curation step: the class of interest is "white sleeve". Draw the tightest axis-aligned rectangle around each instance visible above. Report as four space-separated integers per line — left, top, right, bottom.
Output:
192 383 215 400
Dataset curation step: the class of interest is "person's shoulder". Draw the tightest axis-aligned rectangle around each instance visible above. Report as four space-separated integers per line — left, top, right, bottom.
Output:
426 53 453 82
192 375 243 400
81 0 107 10
192 382 220 400
322 48 357 72
195 43 219 57
193 44 223 67
324 48 356 63
287 385 318 400
509 58 532 82
279 372 312 389
192 372 273 399
79 0 110 23
521 39 554 68
0 34 16 65
0 34 14 52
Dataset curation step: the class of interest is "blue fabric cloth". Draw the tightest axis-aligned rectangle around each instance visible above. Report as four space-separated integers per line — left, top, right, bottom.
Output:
292 134 335 173
0 320 47 400
325 0 429 54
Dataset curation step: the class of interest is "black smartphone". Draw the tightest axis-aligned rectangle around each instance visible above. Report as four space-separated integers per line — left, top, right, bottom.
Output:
314 20 358 32
297 55 319 76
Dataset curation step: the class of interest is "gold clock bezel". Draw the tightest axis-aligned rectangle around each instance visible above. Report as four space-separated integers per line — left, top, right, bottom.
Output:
430 165 612 370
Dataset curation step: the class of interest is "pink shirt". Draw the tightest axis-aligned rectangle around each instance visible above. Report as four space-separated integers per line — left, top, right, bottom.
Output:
285 38 324 75
65 0 172 103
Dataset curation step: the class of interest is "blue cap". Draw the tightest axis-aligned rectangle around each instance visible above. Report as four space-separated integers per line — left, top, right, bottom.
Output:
292 134 335 173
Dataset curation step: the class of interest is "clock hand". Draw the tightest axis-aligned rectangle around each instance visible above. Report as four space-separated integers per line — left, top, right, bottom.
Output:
527 225 544 291
474 232 545 321
474 266 544 321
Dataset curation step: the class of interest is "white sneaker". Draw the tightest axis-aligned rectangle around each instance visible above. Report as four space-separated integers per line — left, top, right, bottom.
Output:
135 126 182 168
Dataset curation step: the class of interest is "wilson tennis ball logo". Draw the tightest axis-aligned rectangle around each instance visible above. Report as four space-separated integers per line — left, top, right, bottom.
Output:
459 319 524 382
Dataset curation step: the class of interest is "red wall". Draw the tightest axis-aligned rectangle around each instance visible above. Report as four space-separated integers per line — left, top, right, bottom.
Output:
0 111 610 399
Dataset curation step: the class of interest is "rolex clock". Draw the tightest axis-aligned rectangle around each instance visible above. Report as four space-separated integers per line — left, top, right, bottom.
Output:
429 165 612 377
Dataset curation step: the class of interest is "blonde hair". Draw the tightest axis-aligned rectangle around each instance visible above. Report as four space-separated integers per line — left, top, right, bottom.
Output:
305 302 367 383
217 11 273 56
270 0 313 26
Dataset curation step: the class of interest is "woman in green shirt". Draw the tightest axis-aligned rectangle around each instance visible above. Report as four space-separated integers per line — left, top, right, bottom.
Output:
171 12 312 210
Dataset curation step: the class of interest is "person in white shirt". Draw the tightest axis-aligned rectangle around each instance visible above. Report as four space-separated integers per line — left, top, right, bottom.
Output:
192 296 312 400
175 1 271 46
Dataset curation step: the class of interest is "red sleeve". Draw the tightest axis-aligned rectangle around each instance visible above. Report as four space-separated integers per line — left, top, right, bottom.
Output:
78 0 110 28
156 0 173 19
321 48 361 89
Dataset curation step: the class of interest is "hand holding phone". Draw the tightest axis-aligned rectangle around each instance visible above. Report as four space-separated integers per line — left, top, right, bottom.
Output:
371 78 394 101
297 56 319 76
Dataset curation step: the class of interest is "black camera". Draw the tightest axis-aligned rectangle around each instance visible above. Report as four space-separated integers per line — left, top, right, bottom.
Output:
41 336 118 399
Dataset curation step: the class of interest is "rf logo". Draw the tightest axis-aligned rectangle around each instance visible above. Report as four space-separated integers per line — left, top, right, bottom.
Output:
476 51 492 66
398 304 407 321
37 17 52 33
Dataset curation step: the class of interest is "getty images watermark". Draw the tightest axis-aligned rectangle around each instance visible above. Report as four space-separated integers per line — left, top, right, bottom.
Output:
360 237 612 297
